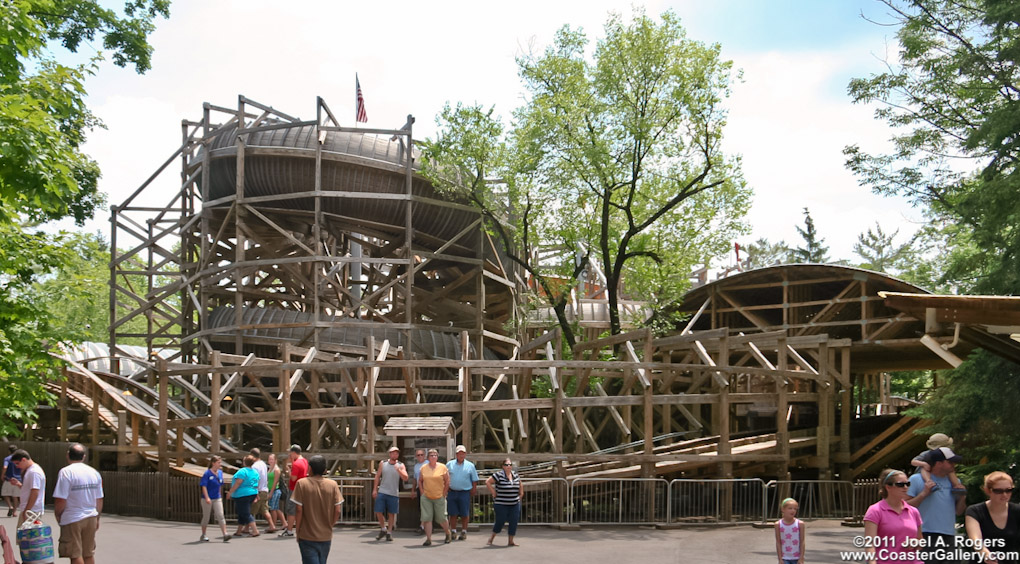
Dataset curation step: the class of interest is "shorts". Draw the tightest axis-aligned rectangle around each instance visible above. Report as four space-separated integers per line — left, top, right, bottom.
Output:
269 489 282 511
252 491 269 515
58 516 98 559
1 481 18 497
420 496 447 524
285 496 297 516
373 493 399 515
447 489 471 517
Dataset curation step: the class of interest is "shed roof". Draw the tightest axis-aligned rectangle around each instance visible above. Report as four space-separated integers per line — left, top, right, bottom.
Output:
383 416 455 436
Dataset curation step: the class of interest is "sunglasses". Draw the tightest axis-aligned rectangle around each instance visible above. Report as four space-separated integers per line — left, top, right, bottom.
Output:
502 463 512 466
992 487 1015 495
889 482 911 488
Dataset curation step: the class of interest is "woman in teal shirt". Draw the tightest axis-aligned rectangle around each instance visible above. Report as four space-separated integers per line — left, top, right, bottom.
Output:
228 455 261 537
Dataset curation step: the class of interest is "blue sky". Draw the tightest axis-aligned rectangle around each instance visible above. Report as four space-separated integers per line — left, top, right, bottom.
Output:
73 0 922 267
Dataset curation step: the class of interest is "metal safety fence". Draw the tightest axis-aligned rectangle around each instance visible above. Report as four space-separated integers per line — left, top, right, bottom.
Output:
473 478 570 525
96 470 865 527
668 478 765 524
763 480 856 521
568 478 669 525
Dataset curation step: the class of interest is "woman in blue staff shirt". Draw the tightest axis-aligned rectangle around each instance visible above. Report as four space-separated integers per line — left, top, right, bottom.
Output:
199 456 231 542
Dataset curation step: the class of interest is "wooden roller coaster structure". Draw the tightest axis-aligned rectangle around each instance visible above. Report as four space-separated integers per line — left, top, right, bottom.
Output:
38 97 1020 480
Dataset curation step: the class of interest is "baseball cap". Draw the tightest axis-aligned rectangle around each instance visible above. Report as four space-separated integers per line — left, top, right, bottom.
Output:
388 446 400 453
455 445 467 453
929 446 963 464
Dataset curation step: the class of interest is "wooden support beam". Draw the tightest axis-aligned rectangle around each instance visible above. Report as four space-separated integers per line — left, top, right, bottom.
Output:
157 360 169 473
594 382 630 435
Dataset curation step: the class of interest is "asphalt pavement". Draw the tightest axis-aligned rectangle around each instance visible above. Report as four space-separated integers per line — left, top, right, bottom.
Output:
3 511 871 563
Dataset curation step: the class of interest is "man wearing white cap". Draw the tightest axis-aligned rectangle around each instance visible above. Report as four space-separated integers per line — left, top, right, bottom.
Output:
372 446 407 541
446 445 478 541
907 446 967 564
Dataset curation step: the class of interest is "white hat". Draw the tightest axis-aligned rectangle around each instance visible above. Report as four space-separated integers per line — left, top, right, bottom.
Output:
387 446 400 453
455 445 467 453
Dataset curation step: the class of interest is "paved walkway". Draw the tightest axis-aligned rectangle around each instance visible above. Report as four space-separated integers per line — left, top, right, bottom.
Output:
6 512 870 563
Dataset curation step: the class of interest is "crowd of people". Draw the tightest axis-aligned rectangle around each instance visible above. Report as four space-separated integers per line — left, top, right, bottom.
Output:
196 443 521 563
860 433 1020 564
2 443 104 564
5 432 1019 564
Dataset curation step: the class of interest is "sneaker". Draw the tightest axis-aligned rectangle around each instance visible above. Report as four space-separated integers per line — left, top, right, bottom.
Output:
386 533 393 542
376 530 386 540
223 535 231 543
423 539 432 547
458 531 467 541
444 532 451 544
278 530 294 537
199 535 209 542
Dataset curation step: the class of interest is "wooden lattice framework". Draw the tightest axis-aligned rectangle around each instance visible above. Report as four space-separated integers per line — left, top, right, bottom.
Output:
93 98 1017 480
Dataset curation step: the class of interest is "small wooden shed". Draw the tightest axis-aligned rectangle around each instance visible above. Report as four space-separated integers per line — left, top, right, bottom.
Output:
382 416 456 463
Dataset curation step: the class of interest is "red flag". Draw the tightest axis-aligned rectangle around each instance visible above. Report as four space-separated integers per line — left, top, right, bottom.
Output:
355 74 368 123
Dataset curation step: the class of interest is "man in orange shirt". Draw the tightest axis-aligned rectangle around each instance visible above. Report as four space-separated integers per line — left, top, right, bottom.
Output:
292 455 342 564
417 449 452 546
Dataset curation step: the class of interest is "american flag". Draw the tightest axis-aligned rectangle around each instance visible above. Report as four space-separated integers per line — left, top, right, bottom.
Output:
355 74 368 123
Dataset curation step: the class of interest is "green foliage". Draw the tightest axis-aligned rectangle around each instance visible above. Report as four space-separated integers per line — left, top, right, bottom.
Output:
424 9 750 346
907 352 1020 480
0 0 168 435
846 0 1019 295
33 231 120 343
848 0 1020 472
853 222 916 275
742 237 790 269
0 223 71 435
790 207 829 263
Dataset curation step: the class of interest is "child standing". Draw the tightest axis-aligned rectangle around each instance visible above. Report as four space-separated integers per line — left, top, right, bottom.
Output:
775 497 805 564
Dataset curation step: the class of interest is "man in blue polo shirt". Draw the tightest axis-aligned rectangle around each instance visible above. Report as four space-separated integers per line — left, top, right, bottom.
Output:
446 445 478 541
2 445 21 517
907 446 966 564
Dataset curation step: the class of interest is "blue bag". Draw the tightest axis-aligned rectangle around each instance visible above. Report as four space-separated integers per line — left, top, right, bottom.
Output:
16 512 54 564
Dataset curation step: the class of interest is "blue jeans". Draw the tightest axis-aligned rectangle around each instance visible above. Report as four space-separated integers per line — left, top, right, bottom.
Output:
234 494 256 525
297 539 332 564
492 502 520 536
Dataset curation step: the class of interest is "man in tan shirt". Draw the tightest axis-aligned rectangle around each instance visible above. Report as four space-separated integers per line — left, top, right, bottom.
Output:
292 455 343 564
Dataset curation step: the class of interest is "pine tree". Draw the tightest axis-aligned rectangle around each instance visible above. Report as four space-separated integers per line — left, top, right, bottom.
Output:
790 208 829 263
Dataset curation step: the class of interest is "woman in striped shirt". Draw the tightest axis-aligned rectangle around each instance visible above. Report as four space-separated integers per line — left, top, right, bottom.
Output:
485 458 523 546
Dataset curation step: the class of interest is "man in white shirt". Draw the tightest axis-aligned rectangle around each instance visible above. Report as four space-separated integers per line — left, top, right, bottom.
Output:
10 449 45 527
53 443 104 564
250 448 273 532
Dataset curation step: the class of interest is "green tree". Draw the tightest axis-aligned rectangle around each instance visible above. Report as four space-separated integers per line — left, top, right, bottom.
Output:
845 0 1018 294
853 222 915 274
0 0 169 436
790 207 829 263
426 9 750 346
847 0 1020 475
741 237 790 269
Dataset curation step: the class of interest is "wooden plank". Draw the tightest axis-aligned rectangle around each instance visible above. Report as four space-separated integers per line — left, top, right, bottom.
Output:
850 416 917 461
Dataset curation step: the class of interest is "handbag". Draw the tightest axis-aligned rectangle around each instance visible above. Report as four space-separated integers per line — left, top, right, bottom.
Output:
16 511 54 564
